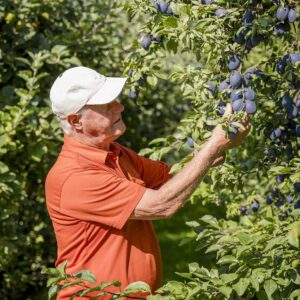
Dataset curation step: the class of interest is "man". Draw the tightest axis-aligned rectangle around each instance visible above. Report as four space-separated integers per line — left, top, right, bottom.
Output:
45 66 250 299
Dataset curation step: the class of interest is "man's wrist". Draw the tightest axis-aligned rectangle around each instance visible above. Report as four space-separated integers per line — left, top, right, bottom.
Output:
205 137 227 157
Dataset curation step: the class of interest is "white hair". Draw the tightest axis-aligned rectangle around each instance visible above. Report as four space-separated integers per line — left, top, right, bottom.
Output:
58 106 87 135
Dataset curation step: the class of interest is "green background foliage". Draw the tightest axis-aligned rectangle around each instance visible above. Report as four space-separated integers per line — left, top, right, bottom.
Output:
1 0 300 299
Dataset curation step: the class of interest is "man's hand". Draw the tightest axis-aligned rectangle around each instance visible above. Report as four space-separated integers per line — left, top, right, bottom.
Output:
211 103 251 151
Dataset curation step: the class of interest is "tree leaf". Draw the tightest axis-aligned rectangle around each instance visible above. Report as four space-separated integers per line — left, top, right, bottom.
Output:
220 273 238 284
288 221 300 248
219 286 232 298
263 279 277 298
124 281 151 293
217 255 238 265
73 270 96 283
200 215 219 228
232 278 250 297
289 289 300 299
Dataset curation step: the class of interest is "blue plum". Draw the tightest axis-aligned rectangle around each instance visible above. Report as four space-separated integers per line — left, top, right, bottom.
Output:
266 196 274 205
294 182 300 194
217 101 226 116
245 100 256 114
286 104 298 118
270 128 281 140
215 8 227 17
187 137 194 148
141 36 152 49
286 195 293 204
230 71 242 88
251 201 260 212
157 1 169 13
276 174 287 184
274 23 290 35
242 10 255 25
235 29 247 45
129 89 139 98
239 205 249 215
289 53 300 64
281 94 293 109
294 200 300 209
244 88 255 101
228 54 241 70
276 6 289 21
230 89 243 102
206 81 216 95
166 5 173 15
152 35 162 42
201 0 215 4
232 99 244 112
275 198 284 208
296 125 300 137
229 125 238 139
218 79 230 92
288 9 297 22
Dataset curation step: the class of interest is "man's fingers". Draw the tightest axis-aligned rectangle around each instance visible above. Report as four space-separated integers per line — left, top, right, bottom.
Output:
224 103 233 116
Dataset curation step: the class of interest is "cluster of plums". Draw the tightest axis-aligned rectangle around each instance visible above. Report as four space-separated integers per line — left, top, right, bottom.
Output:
216 57 260 116
274 6 298 35
140 33 162 49
277 53 300 89
148 0 173 15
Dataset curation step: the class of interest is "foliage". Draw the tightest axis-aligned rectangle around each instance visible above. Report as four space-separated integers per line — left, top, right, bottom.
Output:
0 0 185 298
42 261 152 300
120 0 300 299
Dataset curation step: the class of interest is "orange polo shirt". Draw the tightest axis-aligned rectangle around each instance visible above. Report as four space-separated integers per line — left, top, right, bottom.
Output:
45 135 172 299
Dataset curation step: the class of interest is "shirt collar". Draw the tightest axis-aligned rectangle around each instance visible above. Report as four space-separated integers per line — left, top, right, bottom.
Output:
62 134 121 165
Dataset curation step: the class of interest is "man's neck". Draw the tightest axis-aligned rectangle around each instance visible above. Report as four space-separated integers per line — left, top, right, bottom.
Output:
68 133 112 151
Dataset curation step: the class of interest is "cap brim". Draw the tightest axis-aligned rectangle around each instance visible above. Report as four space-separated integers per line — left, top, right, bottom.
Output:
87 77 127 105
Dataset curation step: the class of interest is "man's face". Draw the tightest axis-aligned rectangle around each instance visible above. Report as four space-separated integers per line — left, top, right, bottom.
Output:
79 100 126 144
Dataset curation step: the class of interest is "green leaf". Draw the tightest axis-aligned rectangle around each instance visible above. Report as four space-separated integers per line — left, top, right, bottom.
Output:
41 267 61 277
263 279 277 298
219 286 232 298
251 268 267 284
288 221 300 248
235 232 251 245
290 289 300 299
48 285 62 300
73 270 97 283
124 281 151 293
217 255 238 265
220 273 238 284
200 215 219 228
232 278 250 297
57 260 68 277
100 281 121 289
0 161 9 174
46 277 64 287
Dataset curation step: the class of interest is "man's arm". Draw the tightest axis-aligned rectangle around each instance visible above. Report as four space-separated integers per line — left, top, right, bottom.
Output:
130 104 250 220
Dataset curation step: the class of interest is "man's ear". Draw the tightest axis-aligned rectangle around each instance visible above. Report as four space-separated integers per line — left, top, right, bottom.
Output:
67 113 82 130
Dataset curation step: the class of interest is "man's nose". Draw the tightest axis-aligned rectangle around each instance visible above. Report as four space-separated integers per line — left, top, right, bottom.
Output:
112 100 124 113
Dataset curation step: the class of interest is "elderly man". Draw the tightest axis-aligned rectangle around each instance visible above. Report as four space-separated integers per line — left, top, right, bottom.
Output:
45 66 249 299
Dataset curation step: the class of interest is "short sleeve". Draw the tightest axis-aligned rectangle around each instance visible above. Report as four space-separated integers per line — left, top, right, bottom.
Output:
138 156 172 190
117 144 173 190
60 169 146 230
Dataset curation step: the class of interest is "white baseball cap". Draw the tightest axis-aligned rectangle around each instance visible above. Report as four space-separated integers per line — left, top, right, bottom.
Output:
50 66 127 118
